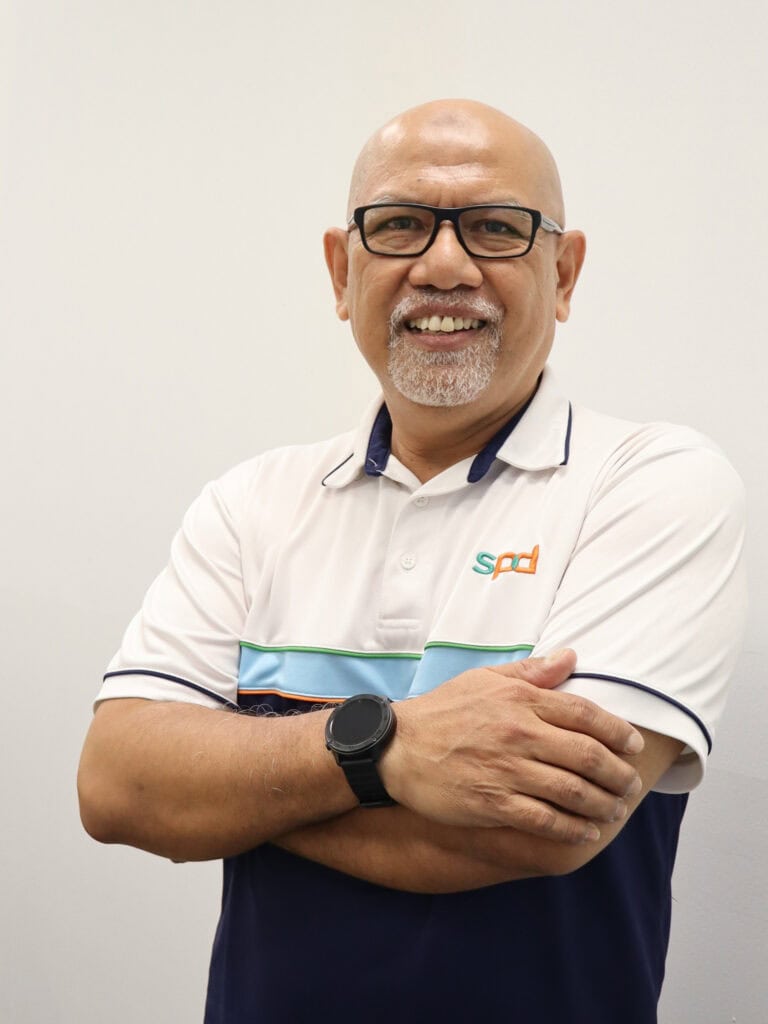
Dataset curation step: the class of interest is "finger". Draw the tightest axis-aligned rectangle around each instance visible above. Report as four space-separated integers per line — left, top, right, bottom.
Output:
488 649 577 689
503 757 630 824
535 689 645 757
496 793 602 845
531 724 642 799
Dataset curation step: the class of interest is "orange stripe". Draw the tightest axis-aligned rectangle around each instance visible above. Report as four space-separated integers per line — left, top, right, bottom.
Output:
238 688 344 704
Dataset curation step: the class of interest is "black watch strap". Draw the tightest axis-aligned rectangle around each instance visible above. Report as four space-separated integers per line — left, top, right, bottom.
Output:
341 757 395 808
326 693 397 808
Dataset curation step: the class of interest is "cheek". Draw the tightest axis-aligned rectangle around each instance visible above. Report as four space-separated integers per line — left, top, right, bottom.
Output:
345 288 390 370
498 280 557 363
347 267 397 335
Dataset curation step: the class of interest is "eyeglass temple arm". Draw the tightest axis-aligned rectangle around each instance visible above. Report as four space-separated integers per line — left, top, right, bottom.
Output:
540 214 564 234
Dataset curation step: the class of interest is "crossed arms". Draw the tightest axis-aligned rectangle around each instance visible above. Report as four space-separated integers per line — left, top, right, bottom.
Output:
78 649 683 893
80 441 743 892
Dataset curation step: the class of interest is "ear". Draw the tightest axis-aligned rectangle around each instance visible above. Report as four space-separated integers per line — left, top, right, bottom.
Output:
554 230 586 323
324 227 350 322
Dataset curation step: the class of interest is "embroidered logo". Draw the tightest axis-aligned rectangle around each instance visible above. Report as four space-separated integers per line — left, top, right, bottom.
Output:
472 546 539 579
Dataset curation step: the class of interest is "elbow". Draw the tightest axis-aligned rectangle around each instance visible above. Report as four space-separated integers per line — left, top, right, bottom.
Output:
77 727 142 847
76 750 222 862
79 803 117 846
77 699 152 848
77 761 125 845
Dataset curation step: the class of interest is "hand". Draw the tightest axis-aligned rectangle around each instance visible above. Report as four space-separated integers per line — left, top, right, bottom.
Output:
378 649 644 844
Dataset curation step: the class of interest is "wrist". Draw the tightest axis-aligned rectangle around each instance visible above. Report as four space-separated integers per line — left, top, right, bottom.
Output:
325 694 397 808
377 697 414 806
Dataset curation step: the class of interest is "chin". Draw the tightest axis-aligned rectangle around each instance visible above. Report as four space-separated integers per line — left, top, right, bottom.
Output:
388 344 497 408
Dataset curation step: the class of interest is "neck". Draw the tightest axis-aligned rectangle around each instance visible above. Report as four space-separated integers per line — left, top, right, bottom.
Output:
386 392 528 483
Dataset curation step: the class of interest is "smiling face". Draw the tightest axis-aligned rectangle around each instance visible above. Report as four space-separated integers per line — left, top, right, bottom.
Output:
325 101 586 426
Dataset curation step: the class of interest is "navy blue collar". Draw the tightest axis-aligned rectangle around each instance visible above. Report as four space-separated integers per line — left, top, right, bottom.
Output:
364 382 539 484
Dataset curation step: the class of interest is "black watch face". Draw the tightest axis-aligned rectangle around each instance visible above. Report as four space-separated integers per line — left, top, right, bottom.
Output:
329 695 391 753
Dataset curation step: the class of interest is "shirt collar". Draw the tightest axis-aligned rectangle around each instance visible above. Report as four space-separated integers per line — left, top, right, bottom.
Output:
321 365 572 490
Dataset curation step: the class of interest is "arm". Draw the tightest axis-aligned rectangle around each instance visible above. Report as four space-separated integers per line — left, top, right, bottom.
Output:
274 444 744 889
78 650 643 862
275 727 683 893
293 437 740 893
77 697 355 861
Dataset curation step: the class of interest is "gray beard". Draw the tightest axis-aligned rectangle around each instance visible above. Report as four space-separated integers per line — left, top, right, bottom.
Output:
387 303 502 407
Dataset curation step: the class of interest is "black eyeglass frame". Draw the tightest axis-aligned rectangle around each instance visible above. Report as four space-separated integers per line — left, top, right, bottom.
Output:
348 203 564 260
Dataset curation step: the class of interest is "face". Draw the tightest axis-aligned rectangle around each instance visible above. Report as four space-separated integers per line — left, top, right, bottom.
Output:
325 107 585 423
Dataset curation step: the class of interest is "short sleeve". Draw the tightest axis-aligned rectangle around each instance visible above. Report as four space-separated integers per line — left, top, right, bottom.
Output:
97 471 249 710
533 434 747 793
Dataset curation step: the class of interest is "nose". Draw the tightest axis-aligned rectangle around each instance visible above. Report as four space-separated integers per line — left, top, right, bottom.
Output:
407 221 484 291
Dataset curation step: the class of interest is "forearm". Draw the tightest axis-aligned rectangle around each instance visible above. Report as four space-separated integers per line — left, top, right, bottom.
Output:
275 807 537 893
77 698 357 861
276 727 683 893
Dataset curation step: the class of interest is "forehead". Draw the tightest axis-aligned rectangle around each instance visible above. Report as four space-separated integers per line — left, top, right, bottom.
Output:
355 115 547 209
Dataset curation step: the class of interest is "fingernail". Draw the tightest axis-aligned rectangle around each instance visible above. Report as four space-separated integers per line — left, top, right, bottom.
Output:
625 775 642 798
612 800 628 822
624 730 644 754
584 823 601 842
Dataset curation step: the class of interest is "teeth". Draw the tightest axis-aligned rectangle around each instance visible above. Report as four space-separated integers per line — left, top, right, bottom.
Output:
407 316 484 333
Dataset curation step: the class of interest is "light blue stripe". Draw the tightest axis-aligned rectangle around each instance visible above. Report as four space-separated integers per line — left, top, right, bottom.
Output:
238 644 533 702
409 645 531 697
238 646 418 701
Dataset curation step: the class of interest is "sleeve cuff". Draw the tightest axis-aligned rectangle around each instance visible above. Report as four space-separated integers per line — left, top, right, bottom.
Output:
558 673 709 793
96 670 238 711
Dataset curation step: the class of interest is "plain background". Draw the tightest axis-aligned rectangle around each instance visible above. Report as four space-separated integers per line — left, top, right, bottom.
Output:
2 1 766 1021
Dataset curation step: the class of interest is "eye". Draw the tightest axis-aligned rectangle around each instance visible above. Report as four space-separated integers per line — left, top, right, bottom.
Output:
361 207 434 253
366 210 429 235
459 207 533 255
476 218 524 238
374 215 421 233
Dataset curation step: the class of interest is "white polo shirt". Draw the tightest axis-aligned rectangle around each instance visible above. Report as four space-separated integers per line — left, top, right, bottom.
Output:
100 367 746 793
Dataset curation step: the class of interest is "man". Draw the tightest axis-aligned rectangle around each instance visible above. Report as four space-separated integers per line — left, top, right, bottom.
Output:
78 100 746 1022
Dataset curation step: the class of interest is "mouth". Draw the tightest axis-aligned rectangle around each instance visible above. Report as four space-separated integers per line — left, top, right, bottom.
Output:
406 315 487 334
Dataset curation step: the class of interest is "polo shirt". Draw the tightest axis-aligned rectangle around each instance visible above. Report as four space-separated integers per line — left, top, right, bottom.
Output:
99 366 746 1023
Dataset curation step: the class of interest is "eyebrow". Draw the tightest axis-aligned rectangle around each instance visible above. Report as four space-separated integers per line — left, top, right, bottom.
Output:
363 196 527 207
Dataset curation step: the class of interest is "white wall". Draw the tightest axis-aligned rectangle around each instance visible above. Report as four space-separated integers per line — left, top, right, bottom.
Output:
2 1 765 1020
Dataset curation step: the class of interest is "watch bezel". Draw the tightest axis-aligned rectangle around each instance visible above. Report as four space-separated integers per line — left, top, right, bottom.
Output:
325 694 394 757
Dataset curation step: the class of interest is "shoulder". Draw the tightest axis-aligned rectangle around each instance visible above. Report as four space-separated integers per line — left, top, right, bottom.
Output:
207 430 357 504
571 402 728 461
569 405 745 515
170 430 357 548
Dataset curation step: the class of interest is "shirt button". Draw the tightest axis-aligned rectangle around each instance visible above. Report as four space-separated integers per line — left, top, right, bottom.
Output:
414 496 429 508
400 553 417 571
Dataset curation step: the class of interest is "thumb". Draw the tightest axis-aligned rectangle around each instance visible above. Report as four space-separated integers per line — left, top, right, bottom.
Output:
489 648 577 690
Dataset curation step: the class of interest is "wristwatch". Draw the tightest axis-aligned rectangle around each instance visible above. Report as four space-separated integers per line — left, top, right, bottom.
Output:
325 694 397 807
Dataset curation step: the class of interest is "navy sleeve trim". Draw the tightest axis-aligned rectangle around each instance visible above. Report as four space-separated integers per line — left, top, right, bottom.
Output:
102 669 239 710
569 671 712 752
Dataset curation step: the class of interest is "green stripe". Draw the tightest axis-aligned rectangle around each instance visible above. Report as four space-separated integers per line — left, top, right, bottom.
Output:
240 641 533 657
424 641 534 654
239 642 421 660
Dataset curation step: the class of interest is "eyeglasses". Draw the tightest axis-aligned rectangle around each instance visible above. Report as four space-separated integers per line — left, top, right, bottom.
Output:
348 203 564 259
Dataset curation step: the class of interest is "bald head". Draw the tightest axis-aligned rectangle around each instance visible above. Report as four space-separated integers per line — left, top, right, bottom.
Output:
348 99 565 225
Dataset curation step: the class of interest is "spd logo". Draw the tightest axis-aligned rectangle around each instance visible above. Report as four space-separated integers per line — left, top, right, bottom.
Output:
472 545 539 579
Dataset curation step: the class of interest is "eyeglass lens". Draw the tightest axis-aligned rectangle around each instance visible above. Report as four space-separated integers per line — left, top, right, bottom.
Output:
361 206 535 257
